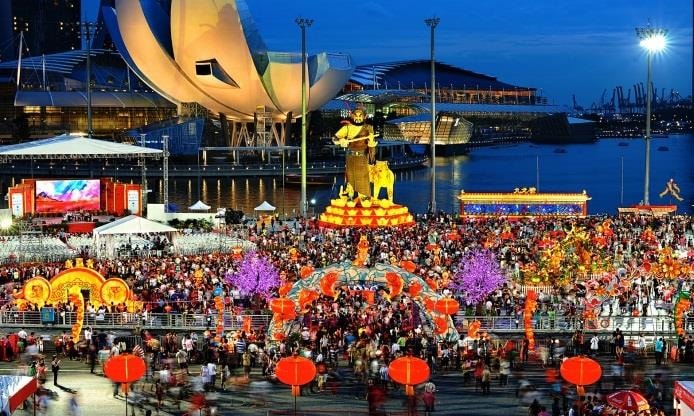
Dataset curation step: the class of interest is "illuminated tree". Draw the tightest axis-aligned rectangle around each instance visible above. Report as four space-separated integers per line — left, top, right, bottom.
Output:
225 251 280 298
451 249 507 305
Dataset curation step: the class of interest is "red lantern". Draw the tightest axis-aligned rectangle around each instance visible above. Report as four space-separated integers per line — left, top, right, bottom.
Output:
388 356 430 395
104 354 147 383
298 289 319 311
433 315 448 335
385 272 403 299
408 281 422 298
319 272 339 298
560 356 602 386
300 265 315 279
278 282 293 297
434 298 459 315
275 356 317 396
270 298 296 315
400 260 416 273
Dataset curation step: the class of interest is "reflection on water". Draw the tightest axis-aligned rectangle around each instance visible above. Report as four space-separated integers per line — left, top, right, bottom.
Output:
4 136 693 216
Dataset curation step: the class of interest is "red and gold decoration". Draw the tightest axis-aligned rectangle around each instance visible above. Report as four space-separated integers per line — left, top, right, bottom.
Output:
214 296 225 335
298 289 319 312
649 247 691 280
319 272 339 298
68 292 84 343
524 290 538 350
560 356 602 387
433 298 459 316
457 189 591 218
388 356 430 396
104 354 147 383
384 272 403 301
275 355 317 397
467 320 482 339
675 291 692 336
15 262 141 312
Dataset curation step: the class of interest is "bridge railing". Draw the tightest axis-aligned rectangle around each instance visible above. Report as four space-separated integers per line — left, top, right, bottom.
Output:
0 310 271 332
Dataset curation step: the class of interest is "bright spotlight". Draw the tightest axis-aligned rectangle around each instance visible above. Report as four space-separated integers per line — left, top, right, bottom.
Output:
0 218 12 230
636 26 668 53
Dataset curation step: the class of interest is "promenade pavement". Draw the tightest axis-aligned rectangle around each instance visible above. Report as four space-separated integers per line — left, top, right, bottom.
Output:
2 350 692 416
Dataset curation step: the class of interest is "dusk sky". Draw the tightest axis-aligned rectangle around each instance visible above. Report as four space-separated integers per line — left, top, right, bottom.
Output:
247 0 692 107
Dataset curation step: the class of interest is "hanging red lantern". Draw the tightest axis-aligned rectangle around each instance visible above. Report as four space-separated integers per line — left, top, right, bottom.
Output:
104 354 147 383
408 281 422 298
388 356 430 396
560 356 602 386
270 298 296 316
275 355 317 396
434 298 459 315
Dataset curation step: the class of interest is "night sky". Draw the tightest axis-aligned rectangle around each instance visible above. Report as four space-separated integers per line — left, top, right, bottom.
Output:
91 1 693 107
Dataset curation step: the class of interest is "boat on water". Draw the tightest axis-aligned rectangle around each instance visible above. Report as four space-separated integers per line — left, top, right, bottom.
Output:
657 146 669 151
285 174 335 186
617 142 629 147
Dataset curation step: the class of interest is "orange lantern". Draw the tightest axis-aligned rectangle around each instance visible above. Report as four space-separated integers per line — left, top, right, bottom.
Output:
275 355 317 397
560 356 602 386
270 298 296 316
408 281 422 298
388 356 430 395
104 354 147 383
300 265 315 279
298 289 319 311
319 272 339 298
273 310 296 324
400 260 416 273
433 315 448 335
434 298 459 315
385 272 403 299
425 277 438 290
423 297 435 311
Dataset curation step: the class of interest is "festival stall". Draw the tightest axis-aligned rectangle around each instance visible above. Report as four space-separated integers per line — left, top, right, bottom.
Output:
675 381 694 416
253 201 276 228
0 376 38 414
92 215 177 258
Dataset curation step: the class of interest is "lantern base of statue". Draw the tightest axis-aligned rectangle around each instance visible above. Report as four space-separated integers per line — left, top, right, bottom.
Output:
318 198 415 228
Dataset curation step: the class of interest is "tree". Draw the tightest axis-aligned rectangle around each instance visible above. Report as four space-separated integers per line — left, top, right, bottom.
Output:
451 249 507 306
225 251 280 298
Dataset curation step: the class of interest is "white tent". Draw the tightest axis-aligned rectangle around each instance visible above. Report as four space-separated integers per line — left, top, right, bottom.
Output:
188 200 211 211
0 133 163 160
93 215 177 235
254 201 276 212
92 215 177 258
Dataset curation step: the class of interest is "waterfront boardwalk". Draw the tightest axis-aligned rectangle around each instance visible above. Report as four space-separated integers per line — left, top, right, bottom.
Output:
4 348 689 416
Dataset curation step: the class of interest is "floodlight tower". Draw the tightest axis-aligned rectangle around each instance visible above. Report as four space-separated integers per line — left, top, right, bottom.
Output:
635 24 667 205
296 17 313 218
425 16 440 214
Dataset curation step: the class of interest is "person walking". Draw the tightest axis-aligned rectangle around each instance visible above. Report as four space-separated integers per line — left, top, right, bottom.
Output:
51 355 61 385
423 381 436 415
481 365 491 395
590 334 600 357
654 337 664 366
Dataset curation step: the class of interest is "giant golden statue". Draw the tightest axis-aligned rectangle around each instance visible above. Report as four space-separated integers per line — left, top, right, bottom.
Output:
333 108 377 198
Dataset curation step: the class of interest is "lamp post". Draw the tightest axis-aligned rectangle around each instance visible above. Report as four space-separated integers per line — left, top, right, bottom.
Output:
80 22 99 137
636 25 667 206
296 17 313 218
425 17 440 214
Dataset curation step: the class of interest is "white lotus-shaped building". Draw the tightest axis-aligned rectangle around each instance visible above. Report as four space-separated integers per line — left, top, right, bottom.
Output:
103 0 354 121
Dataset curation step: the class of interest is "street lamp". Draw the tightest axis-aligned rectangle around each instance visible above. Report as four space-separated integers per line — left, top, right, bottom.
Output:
425 16 440 214
636 24 667 205
296 17 313 218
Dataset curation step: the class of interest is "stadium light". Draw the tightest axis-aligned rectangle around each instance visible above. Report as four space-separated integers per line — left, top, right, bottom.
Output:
635 24 668 205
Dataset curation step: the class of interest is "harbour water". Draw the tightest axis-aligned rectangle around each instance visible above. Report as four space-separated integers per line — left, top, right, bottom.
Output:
149 134 693 216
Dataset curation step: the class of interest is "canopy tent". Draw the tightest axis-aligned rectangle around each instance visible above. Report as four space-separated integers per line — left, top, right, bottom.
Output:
254 201 276 212
0 133 163 161
93 215 178 259
0 376 37 414
188 200 211 211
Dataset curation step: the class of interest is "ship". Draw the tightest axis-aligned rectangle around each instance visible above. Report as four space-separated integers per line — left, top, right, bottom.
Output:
529 114 597 144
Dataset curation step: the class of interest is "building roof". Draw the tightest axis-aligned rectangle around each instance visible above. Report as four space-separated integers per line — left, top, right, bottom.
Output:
414 103 570 114
93 215 177 236
0 49 111 75
15 90 175 108
335 89 425 104
350 60 533 91
567 116 596 124
0 133 163 160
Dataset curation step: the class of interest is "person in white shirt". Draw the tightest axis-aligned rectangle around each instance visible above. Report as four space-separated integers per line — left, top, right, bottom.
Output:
110 344 120 357
590 335 600 356
84 327 92 346
206 362 217 390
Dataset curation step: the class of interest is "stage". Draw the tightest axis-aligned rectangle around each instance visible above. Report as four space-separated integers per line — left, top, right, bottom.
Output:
66 221 96 233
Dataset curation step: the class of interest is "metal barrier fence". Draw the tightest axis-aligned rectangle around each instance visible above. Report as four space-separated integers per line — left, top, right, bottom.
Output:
454 314 680 334
0 310 271 332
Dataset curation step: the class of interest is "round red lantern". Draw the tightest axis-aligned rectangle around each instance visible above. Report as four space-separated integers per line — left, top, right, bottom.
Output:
275 355 317 396
388 356 430 395
104 354 147 383
270 297 296 315
434 298 459 315
560 356 602 386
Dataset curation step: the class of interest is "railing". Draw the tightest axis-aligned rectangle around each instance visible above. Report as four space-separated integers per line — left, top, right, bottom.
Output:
454 314 680 334
0 311 271 331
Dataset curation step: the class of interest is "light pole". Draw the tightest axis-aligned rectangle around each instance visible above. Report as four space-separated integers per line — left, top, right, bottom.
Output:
425 17 440 214
80 22 98 137
296 17 313 218
636 24 667 206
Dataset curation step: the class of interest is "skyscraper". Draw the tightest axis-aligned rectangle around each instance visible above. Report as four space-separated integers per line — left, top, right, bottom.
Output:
12 0 82 56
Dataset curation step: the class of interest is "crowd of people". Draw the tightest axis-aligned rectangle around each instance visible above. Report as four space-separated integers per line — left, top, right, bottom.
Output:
0 212 692 414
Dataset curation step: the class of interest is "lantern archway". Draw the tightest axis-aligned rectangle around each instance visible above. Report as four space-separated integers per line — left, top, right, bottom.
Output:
266 261 460 342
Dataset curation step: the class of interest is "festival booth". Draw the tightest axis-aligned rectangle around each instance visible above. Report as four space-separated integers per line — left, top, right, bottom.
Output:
267 243 460 343
675 381 694 416
188 200 211 211
0 376 38 414
457 188 591 217
92 215 177 258
254 201 276 228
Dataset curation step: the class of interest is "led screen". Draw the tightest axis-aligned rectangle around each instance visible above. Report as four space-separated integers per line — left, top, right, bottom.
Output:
35 179 101 213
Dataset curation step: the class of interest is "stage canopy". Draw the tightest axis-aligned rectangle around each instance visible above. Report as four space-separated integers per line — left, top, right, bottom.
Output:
254 201 276 212
93 215 177 236
0 133 163 161
0 375 37 414
189 200 211 211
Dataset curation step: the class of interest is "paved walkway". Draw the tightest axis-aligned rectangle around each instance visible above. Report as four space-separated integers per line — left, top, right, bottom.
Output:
2 351 691 416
